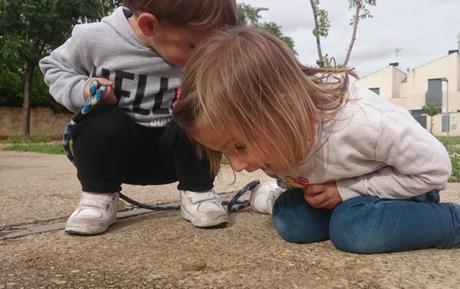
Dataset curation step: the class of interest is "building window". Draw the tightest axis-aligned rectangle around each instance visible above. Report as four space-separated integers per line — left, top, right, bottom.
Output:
441 115 450 133
410 109 427 129
369 87 380 95
426 79 442 108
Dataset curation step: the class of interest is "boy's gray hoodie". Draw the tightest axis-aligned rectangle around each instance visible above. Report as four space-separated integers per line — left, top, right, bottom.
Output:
39 7 181 127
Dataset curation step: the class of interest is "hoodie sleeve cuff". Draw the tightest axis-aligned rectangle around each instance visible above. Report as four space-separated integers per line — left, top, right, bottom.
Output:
336 178 364 201
69 79 89 112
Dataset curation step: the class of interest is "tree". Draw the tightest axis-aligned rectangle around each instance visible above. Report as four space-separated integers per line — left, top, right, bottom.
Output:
343 0 377 66
309 0 376 67
0 1 294 134
94 0 122 20
238 3 296 53
422 104 441 134
238 3 268 25
0 0 117 138
309 0 330 67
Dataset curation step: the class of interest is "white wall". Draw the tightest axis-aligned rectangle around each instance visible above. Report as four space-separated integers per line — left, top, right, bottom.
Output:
428 112 460 136
355 52 460 136
404 52 460 112
358 65 406 102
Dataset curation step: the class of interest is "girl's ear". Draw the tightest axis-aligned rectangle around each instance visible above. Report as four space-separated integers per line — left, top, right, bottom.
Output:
137 13 159 36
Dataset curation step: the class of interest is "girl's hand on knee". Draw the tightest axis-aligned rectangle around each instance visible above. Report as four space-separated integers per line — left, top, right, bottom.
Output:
304 182 342 209
83 77 116 104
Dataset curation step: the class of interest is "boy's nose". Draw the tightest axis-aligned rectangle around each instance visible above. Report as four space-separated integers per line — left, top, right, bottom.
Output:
228 157 248 172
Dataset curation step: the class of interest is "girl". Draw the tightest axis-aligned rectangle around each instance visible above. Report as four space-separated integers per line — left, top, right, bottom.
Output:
173 27 460 253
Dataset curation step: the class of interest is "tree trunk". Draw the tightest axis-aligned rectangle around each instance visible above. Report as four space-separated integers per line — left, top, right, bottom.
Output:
99 0 107 19
309 0 324 66
343 1 361 66
22 61 34 139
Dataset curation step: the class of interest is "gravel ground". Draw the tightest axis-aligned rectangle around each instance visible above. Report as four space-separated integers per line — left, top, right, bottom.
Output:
1 151 460 289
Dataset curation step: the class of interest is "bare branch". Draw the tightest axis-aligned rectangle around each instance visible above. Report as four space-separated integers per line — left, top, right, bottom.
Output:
343 0 361 66
309 0 323 63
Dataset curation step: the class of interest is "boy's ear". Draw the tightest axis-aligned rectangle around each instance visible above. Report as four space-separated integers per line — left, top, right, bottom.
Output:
137 13 160 36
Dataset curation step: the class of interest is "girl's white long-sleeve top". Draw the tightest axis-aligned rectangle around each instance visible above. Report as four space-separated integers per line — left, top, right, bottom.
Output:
276 83 452 200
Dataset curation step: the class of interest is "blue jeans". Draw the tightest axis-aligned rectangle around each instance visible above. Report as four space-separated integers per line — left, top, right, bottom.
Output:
272 188 460 254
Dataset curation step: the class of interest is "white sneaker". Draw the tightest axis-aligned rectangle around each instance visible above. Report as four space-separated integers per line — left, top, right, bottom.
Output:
64 192 119 235
180 190 228 227
250 181 284 215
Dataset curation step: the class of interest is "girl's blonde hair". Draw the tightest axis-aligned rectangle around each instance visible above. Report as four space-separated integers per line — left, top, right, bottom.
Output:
174 27 353 175
123 0 237 29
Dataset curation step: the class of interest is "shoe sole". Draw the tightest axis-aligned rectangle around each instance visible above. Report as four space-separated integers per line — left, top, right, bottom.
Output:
181 210 228 228
65 228 106 236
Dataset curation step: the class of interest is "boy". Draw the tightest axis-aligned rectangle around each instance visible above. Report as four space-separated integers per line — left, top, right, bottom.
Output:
39 0 238 235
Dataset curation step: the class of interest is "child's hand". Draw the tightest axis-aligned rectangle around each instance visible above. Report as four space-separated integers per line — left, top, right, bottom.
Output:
304 182 342 209
83 78 116 104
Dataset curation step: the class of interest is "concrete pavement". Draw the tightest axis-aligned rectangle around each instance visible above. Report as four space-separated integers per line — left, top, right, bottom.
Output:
1 150 460 289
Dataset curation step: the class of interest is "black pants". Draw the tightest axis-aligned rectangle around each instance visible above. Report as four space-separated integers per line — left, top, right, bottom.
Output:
71 105 214 193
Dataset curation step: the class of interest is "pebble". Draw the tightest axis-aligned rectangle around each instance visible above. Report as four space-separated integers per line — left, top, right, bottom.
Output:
51 279 67 285
148 272 162 280
181 258 207 271
191 258 207 271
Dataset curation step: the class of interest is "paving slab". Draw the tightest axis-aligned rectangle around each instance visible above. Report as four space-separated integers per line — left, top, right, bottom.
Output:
1 150 460 289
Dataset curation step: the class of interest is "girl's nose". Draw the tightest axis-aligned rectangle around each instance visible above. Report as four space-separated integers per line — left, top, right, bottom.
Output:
228 156 248 172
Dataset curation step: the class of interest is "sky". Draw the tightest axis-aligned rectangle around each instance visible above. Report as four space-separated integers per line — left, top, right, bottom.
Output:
240 0 459 77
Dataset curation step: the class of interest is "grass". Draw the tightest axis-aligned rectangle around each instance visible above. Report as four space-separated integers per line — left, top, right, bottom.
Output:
4 134 51 144
2 134 63 154
3 143 64 154
437 136 460 182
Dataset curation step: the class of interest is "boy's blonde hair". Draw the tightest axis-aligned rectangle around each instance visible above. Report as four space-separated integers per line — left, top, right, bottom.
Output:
123 0 237 29
174 27 352 175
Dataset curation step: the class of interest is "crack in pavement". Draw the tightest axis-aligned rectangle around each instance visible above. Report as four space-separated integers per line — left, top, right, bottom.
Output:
0 207 169 240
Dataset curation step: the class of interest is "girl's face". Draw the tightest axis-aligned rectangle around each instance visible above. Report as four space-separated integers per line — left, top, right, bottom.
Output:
191 128 281 174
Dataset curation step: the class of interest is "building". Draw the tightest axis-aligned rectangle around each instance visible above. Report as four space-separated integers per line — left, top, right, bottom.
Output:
356 50 460 136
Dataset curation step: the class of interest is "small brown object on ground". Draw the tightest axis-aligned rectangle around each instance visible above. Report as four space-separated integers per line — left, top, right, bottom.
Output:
191 258 207 271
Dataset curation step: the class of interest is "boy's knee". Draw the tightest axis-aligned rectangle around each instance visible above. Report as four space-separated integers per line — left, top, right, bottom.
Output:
74 105 129 141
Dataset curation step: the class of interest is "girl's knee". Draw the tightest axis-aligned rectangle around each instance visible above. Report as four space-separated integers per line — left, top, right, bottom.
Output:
272 190 329 244
329 198 386 253
272 209 305 243
272 192 303 243
272 208 317 243
329 225 382 254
